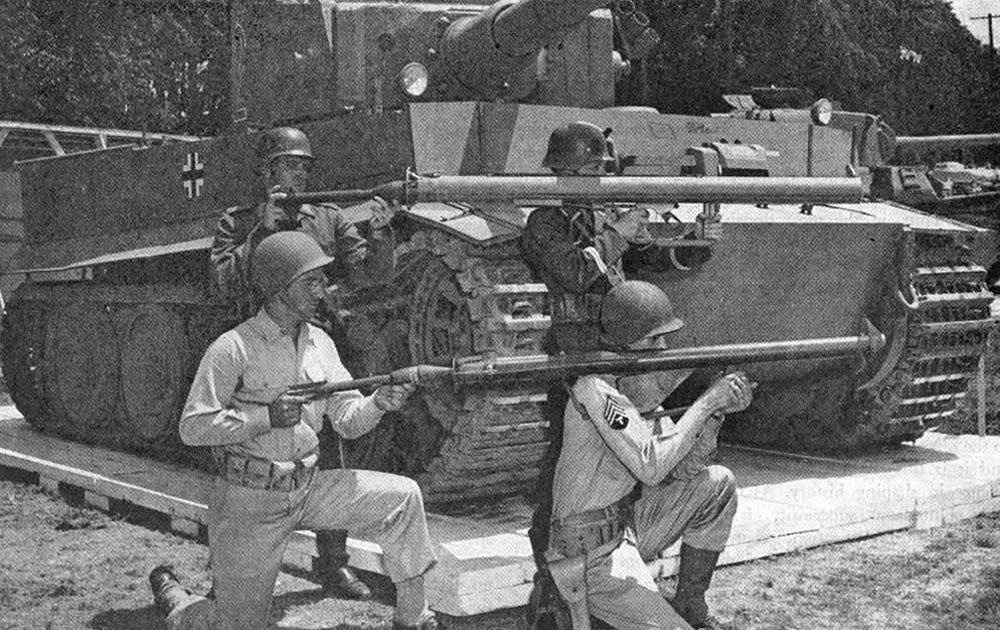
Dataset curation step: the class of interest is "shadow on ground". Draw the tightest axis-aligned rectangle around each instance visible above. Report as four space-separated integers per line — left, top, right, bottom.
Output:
89 605 163 630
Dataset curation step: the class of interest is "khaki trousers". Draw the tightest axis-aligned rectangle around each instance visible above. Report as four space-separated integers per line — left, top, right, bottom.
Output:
575 465 738 630
166 468 437 630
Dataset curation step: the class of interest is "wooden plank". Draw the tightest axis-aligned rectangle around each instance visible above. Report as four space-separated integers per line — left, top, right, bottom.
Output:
0 440 208 523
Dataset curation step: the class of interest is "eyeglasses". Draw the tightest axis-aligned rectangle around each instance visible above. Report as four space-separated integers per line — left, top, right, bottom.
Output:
291 272 327 291
275 156 313 173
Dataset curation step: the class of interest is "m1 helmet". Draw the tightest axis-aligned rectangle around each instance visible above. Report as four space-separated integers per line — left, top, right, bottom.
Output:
600 280 684 347
257 127 315 165
541 121 614 172
252 232 333 300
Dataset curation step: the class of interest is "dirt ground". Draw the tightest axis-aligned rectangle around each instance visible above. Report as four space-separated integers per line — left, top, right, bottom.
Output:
1 467 998 630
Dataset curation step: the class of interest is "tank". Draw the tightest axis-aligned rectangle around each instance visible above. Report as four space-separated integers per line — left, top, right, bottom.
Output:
2 0 997 504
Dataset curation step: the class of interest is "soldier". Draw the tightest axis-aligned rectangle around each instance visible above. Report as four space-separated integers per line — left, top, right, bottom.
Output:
211 126 395 599
211 126 396 311
522 121 716 622
148 232 438 630
545 280 748 630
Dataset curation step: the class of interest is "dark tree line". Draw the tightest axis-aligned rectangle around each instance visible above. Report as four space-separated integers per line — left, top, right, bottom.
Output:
1 0 998 138
0 0 230 135
625 0 1000 136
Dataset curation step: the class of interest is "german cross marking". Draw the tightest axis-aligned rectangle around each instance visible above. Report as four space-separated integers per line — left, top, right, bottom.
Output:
182 152 205 199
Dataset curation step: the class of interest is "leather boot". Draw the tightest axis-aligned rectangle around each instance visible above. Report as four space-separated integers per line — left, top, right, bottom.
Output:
314 529 373 600
148 564 190 618
392 611 439 630
672 544 733 630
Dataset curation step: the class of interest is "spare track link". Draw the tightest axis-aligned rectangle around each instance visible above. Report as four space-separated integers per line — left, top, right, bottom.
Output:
859 230 996 442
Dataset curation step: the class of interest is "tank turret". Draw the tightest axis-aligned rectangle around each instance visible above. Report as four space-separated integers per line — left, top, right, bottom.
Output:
231 0 653 126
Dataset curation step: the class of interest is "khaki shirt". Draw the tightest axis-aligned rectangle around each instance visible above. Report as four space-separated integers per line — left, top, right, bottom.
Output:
179 309 384 463
551 374 716 519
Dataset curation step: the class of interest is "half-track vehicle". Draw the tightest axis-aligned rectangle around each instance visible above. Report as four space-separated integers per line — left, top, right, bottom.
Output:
2 0 997 503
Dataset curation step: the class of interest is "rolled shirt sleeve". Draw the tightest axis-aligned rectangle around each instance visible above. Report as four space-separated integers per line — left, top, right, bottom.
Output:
312 331 386 439
571 375 717 486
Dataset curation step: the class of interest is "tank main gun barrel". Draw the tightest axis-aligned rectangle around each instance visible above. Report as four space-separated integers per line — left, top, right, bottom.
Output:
437 0 611 99
282 175 864 207
290 324 886 399
895 133 1000 155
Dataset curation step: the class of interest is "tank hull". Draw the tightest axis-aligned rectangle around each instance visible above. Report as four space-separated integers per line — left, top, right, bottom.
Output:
3 103 997 503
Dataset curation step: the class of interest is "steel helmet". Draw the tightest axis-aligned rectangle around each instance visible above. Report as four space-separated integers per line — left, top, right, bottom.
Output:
600 280 684 347
541 121 614 171
252 232 334 300
257 127 315 165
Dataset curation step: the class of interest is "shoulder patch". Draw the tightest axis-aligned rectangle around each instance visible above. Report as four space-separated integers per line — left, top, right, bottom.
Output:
603 394 630 430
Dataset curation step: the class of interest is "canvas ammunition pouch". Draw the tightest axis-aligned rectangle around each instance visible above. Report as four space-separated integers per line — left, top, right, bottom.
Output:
549 502 630 558
544 502 633 630
214 448 318 492
544 553 591 630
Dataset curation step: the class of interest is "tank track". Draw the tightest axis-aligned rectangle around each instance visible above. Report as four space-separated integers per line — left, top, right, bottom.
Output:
342 230 553 503
724 228 996 451
854 230 996 441
345 227 998 503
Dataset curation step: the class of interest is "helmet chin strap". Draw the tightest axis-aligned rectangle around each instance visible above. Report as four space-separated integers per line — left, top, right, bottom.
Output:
276 290 316 324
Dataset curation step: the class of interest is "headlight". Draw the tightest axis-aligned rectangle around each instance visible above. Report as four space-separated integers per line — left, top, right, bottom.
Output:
397 62 429 98
810 98 833 126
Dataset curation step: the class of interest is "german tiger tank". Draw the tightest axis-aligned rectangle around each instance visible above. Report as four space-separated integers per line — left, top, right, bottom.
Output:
2 0 997 503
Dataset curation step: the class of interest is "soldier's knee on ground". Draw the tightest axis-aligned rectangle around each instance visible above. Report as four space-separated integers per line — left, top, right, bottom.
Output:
704 465 736 501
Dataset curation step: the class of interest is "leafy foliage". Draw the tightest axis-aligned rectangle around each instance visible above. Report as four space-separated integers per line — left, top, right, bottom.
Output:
1 0 998 138
0 0 229 135
623 0 1000 135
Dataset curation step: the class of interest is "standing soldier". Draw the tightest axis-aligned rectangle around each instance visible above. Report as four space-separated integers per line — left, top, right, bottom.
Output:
210 126 397 600
546 280 748 630
148 232 439 630
521 121 716 623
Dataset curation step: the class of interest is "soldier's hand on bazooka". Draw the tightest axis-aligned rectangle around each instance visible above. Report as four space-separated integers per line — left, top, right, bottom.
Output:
610 206 653 244
699 371 754 415
369 196 398 231
263 185 294 231
268 392 309 428
373 382 417 412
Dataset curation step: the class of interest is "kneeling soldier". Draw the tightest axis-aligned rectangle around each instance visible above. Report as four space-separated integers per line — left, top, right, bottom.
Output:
546 280 750 630
149 231 438 630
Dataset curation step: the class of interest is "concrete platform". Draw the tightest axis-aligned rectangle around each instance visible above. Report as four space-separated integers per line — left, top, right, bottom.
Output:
1 405 999 616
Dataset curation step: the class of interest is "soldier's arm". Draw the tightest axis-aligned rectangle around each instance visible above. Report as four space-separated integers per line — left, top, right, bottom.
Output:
329 203 396 287
179 332 272 446
523 208 630 293
210 206 267 300
572 376 716 485
315 331 389 439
